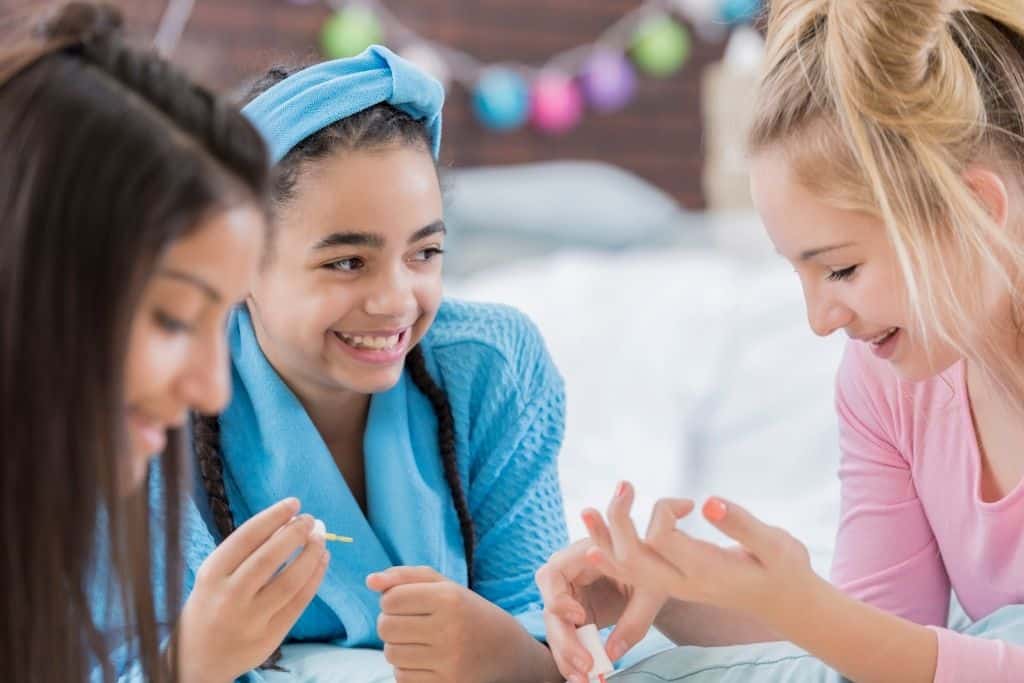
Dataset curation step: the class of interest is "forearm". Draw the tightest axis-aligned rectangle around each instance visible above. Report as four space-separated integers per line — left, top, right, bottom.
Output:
654 598 780 646
484 610 562 683
764 574 938 683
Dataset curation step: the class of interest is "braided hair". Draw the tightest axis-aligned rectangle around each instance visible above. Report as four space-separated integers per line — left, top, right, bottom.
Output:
192 66 475 669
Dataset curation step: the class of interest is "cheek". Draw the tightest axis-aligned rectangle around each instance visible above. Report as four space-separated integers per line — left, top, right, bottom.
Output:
124 326 189 405
255 269 349 336
417 276 443 313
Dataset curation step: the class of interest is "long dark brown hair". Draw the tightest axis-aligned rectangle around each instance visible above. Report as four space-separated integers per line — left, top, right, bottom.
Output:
0 3 269 681
192 67 475 670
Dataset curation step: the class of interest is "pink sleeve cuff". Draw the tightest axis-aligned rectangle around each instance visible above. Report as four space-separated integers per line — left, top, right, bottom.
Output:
929 625 1024 683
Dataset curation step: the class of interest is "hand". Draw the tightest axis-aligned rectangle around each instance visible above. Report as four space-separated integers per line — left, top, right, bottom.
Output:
588 482 815 624
367 566 535 683
535 505 681 683
175 498 329 683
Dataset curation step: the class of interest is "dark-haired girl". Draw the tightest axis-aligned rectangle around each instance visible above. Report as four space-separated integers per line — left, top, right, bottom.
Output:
178 46 568 681
0 3 327 683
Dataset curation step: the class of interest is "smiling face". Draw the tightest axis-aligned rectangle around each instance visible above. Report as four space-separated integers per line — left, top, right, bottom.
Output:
749 148 964 380
249 144 444 401
123 205 265 486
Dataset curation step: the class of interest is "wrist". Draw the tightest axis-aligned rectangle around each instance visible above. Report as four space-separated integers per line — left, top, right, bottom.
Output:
758 570 834 636
485 611 559 683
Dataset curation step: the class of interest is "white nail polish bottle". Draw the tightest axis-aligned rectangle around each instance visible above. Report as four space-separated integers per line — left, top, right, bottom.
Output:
575 624 614 683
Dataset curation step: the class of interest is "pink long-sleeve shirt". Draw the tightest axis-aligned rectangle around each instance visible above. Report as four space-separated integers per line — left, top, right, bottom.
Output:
831 341 1024 682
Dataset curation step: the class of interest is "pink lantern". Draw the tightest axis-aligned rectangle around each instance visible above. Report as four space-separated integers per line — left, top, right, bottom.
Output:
530 71 584 134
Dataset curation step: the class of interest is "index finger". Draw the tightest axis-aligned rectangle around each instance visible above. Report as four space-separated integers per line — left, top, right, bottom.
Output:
203 497 300 577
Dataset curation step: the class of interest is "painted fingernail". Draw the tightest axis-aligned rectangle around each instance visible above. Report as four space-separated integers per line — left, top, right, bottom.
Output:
703 498 727 522
615 481 628 498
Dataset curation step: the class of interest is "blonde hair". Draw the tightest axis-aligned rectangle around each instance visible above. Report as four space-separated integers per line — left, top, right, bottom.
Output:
751 0 1024 409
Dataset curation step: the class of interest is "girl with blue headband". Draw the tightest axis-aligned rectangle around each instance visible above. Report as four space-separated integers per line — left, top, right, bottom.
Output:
178 46 569 681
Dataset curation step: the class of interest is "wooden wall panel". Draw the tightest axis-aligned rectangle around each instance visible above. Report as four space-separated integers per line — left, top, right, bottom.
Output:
4 0 727 208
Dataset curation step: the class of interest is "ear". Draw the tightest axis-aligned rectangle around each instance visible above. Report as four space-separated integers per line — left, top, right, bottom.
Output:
963 165 1010 229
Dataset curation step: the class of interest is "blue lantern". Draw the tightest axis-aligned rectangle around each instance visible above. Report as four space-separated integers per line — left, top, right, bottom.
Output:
472 68 529 131
721 0 761 24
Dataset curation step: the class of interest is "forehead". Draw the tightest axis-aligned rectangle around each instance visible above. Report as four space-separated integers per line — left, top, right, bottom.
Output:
159 206 264 291
750 150 883 259
280 146 442 244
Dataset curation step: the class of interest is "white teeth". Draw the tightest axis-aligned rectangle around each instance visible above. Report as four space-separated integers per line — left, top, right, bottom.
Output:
339 331 401 351
870 327 898 345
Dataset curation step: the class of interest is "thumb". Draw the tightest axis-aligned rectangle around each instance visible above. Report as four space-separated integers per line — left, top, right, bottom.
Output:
604 590 665 663
366 565 446 592
702 497 777 558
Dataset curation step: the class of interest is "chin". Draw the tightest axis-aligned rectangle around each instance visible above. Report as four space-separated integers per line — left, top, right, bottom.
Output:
889 346 961 383
338 366 406 395
121 448 155 495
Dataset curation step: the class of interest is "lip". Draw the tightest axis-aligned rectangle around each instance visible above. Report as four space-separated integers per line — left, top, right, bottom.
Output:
853 327 901 360
334 326 413 337
851 327 899 343
127 410 170 454
331 327 412 365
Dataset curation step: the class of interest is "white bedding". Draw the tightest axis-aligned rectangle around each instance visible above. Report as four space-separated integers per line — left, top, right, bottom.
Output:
450 247 847 576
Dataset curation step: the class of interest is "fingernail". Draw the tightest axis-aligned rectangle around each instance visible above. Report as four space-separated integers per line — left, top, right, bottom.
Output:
607 639 626 661
573 657 589 673
703 497 727 522
615 481 628 498
581 511 595 529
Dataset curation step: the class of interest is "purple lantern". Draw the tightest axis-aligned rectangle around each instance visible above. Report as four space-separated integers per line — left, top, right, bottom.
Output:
579 49 637 113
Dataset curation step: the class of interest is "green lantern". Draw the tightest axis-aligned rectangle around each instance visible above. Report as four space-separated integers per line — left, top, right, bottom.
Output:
631 15 691 78
321 6 382 59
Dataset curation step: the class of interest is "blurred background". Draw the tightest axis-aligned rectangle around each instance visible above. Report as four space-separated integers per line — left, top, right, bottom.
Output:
5 0 846 580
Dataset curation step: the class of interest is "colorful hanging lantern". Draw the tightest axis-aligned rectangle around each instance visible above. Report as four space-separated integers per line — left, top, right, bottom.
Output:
721 0 761 24
530 71 584 134
472 68 530 131
630 14 691 77
321 6 382 59
579 49 636 113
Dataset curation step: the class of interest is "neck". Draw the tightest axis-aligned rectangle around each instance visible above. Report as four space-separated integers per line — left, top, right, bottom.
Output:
298 385 370 452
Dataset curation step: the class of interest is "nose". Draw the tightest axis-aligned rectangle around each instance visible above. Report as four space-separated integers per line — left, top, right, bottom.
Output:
180 326 231 416
804 284 854 338
363 264 416 319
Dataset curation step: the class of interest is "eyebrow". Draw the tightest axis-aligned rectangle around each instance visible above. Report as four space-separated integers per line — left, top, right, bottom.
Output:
799 242 855 261
312 220 446 251
158 269 222 303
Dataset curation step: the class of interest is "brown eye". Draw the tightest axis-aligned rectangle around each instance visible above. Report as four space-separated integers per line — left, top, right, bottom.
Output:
327 257 365 272
413 247 444 262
